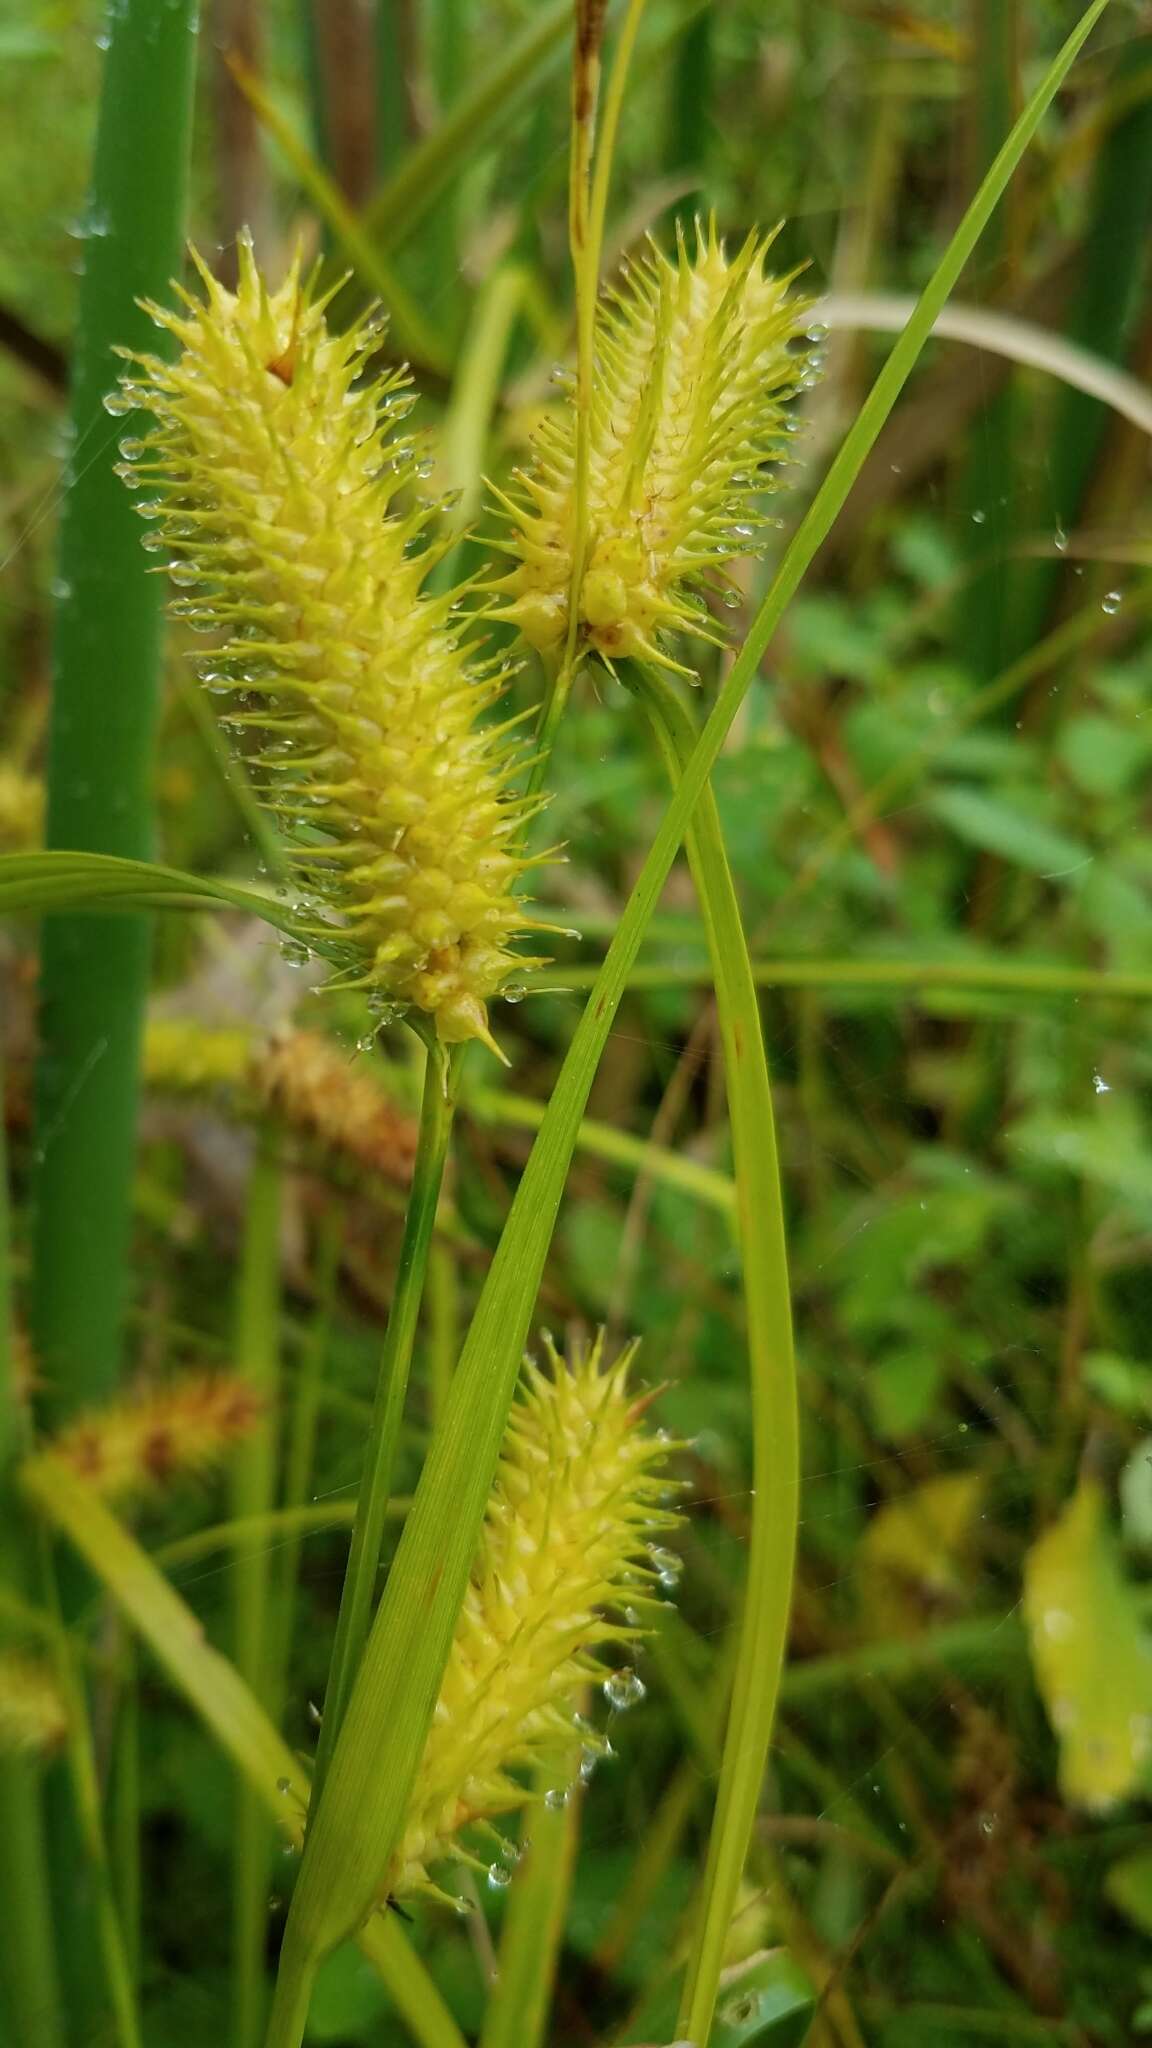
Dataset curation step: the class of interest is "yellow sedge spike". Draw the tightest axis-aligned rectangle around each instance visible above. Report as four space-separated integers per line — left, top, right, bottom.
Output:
114 235 546 1049
43 1373 264 1506
144 1017 419 1186
389 1332 683 1902
0 1653 67 1758
492 219 814 670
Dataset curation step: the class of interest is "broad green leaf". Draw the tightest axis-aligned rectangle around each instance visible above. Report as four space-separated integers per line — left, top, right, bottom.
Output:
1023 1479 1152 1811
930 785 1092 878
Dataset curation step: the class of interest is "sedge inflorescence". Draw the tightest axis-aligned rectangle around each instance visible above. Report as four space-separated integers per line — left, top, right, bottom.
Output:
144 1017 419 1186
492 219 814 672
42 1372 264 1505
115 235 544 1051
389 1332 683 1902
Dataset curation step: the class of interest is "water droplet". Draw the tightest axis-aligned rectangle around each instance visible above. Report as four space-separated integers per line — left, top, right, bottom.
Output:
1042 1607 1074 1643
805 321 829 342
978 1811 998 1838
603 1667 646 1712
1093 1074 1111 1095
487 1861 513 1890
721 587 742 610
50 576 72 602
103 387 134 417
1054 524 1068 553
276 1777 291 1794
502 983 526 1005
544 1787 570 1811
356 1032 376 1053
118 436 147 461
167 559 200 587
1102 589 1123 615
970 507 987 525
648 1545 683 1589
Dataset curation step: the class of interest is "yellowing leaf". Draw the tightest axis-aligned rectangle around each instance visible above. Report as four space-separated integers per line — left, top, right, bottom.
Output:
860 1472 982 1635
1023 1479 1152 1812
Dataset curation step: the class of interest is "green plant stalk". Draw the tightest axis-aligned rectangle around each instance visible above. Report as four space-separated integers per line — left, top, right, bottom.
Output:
32 0 198 1423
629 666 799 2045
537 0 648 762
308 1035 458 1804
24 1467 467 2048
469 1084 737 1216
231 1141 283 2048
545 956 1152 1001
363 0 586 251
111 1634 141 1994
270 1205 343 1714
478 1762 581 2048
0 1054 65 2048
226 54 449 376
40 1537 141 2048
263 18 1112 2034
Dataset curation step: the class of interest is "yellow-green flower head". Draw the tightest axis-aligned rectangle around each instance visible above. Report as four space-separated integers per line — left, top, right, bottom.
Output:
115 235 543 1050
492 219 813 672
391 1332 682 1901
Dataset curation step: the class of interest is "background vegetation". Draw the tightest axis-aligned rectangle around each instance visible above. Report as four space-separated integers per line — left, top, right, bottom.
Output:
2 1 1152 2043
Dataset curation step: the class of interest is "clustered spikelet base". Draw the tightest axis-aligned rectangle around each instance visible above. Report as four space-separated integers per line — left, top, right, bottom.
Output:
145 1018 419 1186
42 1373 264 1505
117 235 546 1050
492 219 813 671
389 1332 682 1902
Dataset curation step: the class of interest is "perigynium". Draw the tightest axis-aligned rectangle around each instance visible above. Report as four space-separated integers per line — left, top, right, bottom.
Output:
388 1332 682 1902
114 234 548 1052
491 218 814 673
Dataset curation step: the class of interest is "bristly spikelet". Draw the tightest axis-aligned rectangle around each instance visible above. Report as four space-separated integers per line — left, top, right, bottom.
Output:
389 1332 683 1902
0 1653 68 1757
491 219 814 672
43 1373 264 1505
115 235 545 1051
144 1017 419 1186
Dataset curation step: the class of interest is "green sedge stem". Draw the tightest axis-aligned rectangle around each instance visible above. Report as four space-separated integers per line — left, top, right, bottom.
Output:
231 1140 283 2048
627 663 799 2048
32 0 198 1423
308 1035 458 1805
0 1056 65 2048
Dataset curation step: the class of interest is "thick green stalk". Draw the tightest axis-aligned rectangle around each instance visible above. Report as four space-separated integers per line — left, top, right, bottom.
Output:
32 0 199 1420
308 1037 458 1804
629 666 798 2048
231 1142 283 2048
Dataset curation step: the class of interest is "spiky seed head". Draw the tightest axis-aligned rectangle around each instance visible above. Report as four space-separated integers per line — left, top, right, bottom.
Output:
0 1654 67 1757
144 1017 419 1185
44 1373 264 1505
491 219 814 673
390 1331 683 1901
116 235 547 1050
